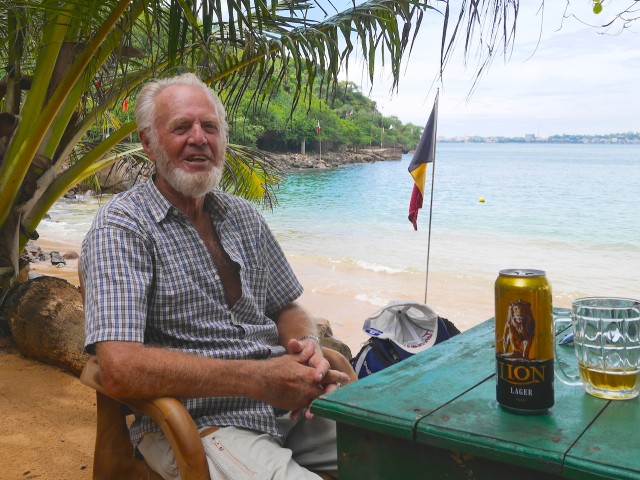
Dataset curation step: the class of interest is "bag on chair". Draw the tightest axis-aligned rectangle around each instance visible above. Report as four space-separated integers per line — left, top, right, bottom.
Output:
351 301 458 379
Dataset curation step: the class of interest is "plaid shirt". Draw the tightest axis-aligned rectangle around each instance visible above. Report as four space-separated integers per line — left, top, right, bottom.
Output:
82 179 303 446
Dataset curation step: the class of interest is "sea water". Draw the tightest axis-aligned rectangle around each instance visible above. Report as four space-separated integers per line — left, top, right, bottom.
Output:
38 143 640 326
260 143 640 298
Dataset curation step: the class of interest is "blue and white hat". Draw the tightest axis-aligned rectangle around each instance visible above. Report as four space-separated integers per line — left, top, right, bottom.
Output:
363 300 439 353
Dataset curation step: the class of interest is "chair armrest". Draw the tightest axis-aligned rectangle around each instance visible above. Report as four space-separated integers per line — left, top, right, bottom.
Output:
124 396 208 479
80 357 209 479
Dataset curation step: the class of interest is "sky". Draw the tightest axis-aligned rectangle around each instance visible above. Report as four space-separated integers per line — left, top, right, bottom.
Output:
344 1 640 138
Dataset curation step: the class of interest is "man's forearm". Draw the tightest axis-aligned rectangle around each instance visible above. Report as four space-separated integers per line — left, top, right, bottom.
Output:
95 339 337 413
95 340 261 400
272 302 318 347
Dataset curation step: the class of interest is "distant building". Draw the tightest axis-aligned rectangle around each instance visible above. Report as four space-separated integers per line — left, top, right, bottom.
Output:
438 131 640 144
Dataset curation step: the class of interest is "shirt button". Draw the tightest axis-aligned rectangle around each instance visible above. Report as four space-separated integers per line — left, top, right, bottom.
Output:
214 274 220 281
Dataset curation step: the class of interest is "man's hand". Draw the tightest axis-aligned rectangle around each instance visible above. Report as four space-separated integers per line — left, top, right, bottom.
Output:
287 337 350 418
252 339 350 418
287 337 326 380
287 337 351 392
268 302 351 415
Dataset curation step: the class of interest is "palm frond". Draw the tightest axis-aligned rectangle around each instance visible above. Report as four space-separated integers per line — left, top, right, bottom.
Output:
442 0 520 99
187 0 439 120
222 144 284 208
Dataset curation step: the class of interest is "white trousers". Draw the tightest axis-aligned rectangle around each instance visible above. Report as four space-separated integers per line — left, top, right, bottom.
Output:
138 411 338 480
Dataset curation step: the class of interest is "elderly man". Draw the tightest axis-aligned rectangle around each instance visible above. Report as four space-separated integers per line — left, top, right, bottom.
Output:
81 73 350 480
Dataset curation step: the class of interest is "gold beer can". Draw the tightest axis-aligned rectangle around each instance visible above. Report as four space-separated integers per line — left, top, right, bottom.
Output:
495 269 554 413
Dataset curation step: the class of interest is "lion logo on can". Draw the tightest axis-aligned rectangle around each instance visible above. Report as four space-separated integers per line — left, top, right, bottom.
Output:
501 300 536 359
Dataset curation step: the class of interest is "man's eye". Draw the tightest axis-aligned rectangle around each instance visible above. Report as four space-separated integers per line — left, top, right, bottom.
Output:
173 126 188 133
204 124 218 133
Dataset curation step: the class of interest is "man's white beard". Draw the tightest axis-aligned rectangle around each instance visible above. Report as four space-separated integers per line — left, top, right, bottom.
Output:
153 144 223 198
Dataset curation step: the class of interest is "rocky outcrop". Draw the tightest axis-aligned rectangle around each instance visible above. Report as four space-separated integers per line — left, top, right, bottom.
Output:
95 160 153 193
270 148 402 170
22 241 48 263
316 317 352 360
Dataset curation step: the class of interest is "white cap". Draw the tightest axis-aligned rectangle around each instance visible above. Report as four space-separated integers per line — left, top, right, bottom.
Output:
362 300 439 353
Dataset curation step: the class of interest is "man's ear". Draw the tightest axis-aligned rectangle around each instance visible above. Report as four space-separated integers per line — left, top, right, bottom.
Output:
139 130 154 161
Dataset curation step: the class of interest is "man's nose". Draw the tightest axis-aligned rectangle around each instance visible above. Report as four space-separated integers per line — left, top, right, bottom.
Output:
188 124 207 145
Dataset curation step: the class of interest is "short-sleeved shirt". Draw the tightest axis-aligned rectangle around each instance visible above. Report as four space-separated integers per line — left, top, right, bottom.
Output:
82 179 303 446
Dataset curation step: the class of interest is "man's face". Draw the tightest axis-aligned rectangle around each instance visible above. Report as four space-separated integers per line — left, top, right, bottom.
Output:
143 84 225 198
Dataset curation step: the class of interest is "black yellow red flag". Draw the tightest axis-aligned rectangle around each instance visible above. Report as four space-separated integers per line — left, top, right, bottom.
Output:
408 93 439 230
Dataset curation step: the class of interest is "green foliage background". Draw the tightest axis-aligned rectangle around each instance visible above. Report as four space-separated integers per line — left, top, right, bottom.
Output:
228 79 424 152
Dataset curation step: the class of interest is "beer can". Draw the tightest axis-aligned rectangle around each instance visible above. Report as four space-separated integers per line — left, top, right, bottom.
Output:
495 269 554 413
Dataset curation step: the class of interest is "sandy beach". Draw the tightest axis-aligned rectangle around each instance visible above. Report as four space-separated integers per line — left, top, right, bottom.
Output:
0 337 95 480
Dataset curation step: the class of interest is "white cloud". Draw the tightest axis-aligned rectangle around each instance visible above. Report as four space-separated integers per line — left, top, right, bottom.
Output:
350 1 640 137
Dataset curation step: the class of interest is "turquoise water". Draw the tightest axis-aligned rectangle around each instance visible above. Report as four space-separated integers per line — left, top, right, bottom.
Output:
259 143 639 285
39 142 640 324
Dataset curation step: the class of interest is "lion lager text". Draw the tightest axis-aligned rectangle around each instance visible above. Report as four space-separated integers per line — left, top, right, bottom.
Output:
495 269 554 413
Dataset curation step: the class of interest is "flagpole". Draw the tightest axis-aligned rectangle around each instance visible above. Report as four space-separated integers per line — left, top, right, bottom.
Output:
317 120 322 162
407 91 439 304
423 92 439 304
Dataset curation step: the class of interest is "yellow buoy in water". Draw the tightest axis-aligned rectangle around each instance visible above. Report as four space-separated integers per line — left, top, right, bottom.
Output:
479 197 485 203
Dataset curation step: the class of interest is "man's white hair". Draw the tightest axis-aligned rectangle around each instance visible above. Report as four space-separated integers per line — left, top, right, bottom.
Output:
134 72 228 153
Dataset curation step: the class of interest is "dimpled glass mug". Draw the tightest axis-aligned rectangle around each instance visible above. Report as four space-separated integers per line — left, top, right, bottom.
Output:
555 297 640 400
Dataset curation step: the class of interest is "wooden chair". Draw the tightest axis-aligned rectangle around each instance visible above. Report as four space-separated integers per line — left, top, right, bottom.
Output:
81 349 357 479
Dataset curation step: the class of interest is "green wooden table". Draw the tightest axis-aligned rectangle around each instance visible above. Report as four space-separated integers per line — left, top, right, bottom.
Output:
312 309 640 479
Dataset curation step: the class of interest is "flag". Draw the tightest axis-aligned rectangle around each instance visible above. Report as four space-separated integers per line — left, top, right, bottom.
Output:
408 93 439 230
316 120 321 136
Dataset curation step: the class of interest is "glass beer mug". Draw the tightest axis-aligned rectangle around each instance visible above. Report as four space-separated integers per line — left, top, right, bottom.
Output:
555 297 640 400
